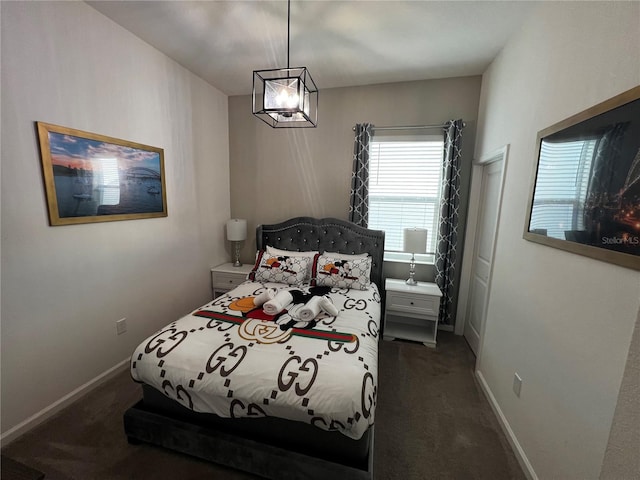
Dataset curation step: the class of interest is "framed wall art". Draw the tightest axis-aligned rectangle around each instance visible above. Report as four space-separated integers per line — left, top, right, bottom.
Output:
36 122 167 226
523 85 640 270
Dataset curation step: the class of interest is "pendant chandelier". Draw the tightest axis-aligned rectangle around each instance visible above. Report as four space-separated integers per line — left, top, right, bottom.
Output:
252 0 318 128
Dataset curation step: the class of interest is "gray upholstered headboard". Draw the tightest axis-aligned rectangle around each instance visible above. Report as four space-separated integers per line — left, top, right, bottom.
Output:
256 217 385 289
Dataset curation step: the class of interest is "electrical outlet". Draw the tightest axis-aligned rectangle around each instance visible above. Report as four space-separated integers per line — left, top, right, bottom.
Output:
116 318 127 335
513 372 522 398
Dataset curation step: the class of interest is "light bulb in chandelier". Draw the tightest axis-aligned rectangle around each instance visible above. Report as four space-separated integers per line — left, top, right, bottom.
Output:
276 89 299 108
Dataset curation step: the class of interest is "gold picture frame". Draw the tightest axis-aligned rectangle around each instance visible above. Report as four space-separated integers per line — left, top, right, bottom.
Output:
523 86 640 270
36 122 167 226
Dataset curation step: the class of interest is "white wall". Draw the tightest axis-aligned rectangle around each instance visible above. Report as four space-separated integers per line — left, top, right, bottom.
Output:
600 305 640 479
1 1 230 437
474 2 640 479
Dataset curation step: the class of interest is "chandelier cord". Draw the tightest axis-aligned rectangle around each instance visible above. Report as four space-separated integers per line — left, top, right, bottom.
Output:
286 0 291 69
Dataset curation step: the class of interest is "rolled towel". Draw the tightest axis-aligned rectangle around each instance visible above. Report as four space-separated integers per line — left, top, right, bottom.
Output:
320 298 339 317
286 302 304 319
297 296 323 321
253 288 276 306
263 290 293 316
297 296 339 321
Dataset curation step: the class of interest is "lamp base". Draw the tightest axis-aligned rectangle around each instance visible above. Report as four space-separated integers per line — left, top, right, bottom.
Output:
232 241 242 267
406 253 418 285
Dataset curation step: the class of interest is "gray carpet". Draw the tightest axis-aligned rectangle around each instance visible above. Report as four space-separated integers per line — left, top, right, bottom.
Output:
2 333 525 479
1 455 45 480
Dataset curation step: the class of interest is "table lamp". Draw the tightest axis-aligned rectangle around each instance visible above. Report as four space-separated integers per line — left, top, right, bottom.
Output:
403 228 428 285
226 219 247 267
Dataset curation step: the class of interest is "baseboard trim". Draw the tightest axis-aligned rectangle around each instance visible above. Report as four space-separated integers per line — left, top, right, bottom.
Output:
475 369 538 480
1 357 130 447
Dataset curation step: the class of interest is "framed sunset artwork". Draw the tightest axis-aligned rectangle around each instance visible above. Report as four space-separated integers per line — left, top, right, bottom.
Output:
36 122 167 226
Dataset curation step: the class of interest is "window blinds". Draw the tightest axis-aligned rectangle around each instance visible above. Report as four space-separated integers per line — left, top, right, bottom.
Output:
368 136 444 254
530 139 596 239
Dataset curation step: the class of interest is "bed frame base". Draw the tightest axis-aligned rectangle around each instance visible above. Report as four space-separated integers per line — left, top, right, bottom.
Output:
124 401 374 480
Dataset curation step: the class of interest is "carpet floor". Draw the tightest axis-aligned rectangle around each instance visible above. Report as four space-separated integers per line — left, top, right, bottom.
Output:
2 332 525 479
1 455 45 480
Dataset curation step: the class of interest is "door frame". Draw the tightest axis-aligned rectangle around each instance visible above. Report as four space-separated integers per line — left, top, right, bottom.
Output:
455 145 509 359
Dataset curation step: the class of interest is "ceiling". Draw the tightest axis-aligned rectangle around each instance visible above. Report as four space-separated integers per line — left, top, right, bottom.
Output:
87 1 537 96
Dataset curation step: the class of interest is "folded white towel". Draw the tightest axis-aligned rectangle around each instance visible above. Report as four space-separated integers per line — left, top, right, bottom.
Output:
253 288 277 306
285 302 305 320
320 297 339 317
297 296 323 321
263 290 293 316
297 296 339 321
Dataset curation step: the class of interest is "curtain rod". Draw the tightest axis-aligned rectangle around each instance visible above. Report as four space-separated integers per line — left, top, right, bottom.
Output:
352 122 465 132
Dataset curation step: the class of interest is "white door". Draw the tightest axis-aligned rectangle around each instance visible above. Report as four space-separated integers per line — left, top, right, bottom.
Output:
464 157 504 355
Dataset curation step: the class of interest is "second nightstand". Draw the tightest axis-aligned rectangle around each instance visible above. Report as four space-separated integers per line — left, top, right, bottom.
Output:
211 263 253 298
383 278 442 347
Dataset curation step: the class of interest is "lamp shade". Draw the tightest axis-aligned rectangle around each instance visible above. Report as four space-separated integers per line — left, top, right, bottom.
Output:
226 219 247 241
403 228 428 254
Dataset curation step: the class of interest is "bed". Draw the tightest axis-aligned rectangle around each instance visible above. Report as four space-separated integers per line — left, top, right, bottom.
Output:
123 217 385 479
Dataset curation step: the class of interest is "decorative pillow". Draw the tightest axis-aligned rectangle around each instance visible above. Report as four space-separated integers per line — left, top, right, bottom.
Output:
249 250 312 285
268 247 318 280
311 253 372 290
267 246 319 258
322 251 369 259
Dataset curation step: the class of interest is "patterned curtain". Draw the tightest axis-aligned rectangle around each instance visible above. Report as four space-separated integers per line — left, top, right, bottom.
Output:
435 119 464 326
349 123 374 226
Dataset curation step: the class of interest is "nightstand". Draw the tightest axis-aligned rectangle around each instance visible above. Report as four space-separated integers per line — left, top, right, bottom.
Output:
211 263 253 298
383 278 442 347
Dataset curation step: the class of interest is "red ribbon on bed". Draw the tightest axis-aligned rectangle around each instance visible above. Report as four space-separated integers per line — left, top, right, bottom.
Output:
194 310 355 343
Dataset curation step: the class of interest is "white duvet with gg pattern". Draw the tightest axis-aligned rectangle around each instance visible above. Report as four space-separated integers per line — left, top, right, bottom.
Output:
130 280 381 440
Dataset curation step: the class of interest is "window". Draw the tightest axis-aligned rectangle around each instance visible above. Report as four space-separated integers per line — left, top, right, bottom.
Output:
529 139 596 239
367 134 445 262
95 157 121 206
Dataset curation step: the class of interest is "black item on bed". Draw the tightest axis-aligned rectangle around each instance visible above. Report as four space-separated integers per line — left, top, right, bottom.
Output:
123 217 385 480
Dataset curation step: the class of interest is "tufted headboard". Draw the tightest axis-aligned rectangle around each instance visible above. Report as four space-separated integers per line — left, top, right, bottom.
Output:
256 217 386 289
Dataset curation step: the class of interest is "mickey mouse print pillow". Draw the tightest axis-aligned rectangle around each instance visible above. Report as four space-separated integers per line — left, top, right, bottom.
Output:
310 253 372 290
248 250 312 285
